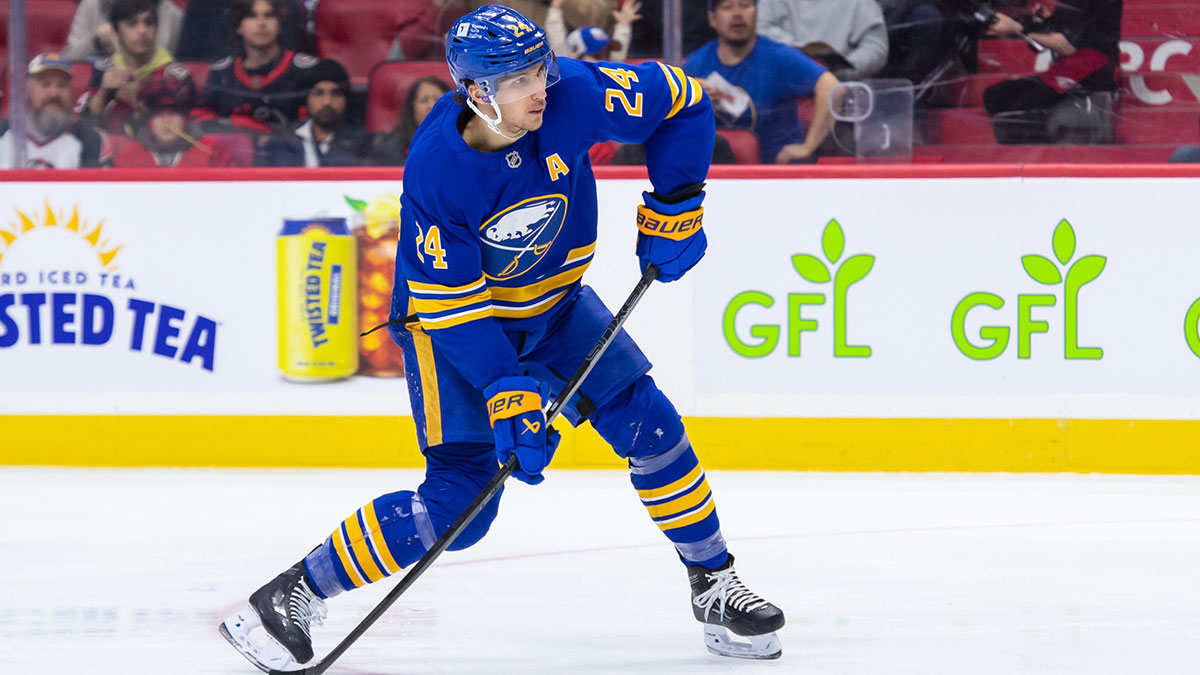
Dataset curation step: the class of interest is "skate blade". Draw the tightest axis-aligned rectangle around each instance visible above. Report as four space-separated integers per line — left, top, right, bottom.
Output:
219 605 300 673
702 624 782 660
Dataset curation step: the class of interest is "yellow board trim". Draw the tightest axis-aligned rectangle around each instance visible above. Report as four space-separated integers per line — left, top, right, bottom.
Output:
410 328 443 446
363 501 402 574
3 417 1200 474
657 496 716 531
344 512 386 583
645 480 711 519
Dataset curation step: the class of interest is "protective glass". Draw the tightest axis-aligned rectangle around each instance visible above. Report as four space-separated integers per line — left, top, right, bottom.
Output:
488 56 561 104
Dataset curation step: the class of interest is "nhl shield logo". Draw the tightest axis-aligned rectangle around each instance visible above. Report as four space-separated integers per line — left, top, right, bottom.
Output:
506 151 522 169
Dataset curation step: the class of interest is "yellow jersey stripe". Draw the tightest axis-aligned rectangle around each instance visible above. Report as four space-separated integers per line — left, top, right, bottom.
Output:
411 289 493 315
332 526 366 588
562 242 596 267
646 480 711 519
491 263 589 304
408 276 486 295
665 65 690 119
363 501 402 574
344 513 386 583
410 326 443 446
419 304 494 330
657 495 716 531
492 290 569 319
688 76 703 106
656 62 681 111
637 464 703 500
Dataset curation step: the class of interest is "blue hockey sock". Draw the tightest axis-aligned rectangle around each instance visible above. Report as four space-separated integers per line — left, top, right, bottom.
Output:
629 435 729 569
303 490 438 599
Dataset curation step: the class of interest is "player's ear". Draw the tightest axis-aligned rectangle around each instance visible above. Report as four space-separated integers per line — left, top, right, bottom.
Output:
467 83 490 105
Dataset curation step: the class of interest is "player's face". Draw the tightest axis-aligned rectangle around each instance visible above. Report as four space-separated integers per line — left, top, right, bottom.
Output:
496 63 549 131
238 0 282 50
116 11 158 57
27 71 72 114
412 82 444 125
709 0 756 46
308 81 347 127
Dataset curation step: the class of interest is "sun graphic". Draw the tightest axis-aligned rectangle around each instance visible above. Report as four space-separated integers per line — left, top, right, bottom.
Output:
0 201 121 271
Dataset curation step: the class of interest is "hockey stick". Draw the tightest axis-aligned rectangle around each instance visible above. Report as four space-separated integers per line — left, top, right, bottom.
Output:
271 264 660 675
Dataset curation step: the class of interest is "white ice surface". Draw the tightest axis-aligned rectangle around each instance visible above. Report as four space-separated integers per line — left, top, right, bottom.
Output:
2 468 1198 674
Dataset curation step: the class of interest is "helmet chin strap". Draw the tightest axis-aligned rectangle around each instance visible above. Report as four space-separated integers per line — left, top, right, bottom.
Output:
466 97 527 142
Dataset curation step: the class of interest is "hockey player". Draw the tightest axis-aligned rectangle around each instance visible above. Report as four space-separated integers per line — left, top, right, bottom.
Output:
220 5 784 671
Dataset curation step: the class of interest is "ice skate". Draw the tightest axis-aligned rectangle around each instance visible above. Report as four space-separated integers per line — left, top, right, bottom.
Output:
219 560 328 672
688 555 785 659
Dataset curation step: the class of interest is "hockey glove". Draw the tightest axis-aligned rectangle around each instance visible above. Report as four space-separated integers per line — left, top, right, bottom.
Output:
635 182 707 283
484 376 561 485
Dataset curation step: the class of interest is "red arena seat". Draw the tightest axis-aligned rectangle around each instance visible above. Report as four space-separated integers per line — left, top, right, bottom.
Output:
716 129 761 164
315 0 442 84
0 0 78 61
366 60 453 133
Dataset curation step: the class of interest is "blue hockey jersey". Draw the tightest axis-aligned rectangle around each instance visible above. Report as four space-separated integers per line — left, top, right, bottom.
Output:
391 57 714 391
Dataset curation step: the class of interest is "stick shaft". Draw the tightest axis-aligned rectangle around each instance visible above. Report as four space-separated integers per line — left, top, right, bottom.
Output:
278 265 659 675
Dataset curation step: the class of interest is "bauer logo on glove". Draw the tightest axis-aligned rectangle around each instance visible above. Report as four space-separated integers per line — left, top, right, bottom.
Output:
484 375 560 485
636 206 704 240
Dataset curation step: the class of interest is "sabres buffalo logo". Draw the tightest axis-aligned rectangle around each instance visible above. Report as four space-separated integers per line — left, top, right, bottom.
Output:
479 195 567 280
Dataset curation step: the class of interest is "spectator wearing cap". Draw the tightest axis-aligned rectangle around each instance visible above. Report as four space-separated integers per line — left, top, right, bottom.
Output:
115 73 236 168
82 0 184 134
0 54 113 169
757 0 888 80
685 0 839 163
546 0 641 62
255 59 370 167
63 0 183 60
196 0 321 136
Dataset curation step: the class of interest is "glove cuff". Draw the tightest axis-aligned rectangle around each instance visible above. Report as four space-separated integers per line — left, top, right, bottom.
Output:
484 376 543 427
637 204 704 241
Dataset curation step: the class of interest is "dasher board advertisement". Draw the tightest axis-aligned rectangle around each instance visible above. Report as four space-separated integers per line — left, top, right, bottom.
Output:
697 176 1200 420
0 179 411 415
4 173 1200 423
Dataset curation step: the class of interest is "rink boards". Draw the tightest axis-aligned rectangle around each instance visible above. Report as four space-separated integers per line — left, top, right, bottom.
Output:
2 166 1199 473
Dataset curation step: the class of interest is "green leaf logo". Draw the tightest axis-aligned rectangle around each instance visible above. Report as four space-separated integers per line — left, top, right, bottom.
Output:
1052 219 1076 265
344 195 368 212
792 254 831 283
822 219 845 264
1022 254 1062 285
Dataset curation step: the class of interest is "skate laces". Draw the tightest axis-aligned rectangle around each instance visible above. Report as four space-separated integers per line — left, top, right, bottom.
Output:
289 577 328 639
693 567 769 620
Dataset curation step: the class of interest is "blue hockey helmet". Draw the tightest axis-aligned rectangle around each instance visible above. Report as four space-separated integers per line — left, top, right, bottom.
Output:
446 4 561 104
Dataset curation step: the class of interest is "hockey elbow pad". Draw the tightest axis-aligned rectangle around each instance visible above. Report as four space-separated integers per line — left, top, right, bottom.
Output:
636 183 707 283
484 376 560 485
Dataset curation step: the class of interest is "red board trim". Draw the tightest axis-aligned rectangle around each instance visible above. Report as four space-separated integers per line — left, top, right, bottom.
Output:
2 164 1200 183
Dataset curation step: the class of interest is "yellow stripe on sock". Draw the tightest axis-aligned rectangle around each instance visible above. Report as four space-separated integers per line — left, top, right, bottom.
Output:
344 513 385 583
332 527 366 588
636 464 703 501
657 496 716 531
645 480 711 519
363 501 402 574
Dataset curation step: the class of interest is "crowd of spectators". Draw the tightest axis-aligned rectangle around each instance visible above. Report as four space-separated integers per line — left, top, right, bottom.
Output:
2 0 1194 168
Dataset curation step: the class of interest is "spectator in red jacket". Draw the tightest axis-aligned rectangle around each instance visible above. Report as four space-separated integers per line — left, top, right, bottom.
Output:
115 73 235 168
